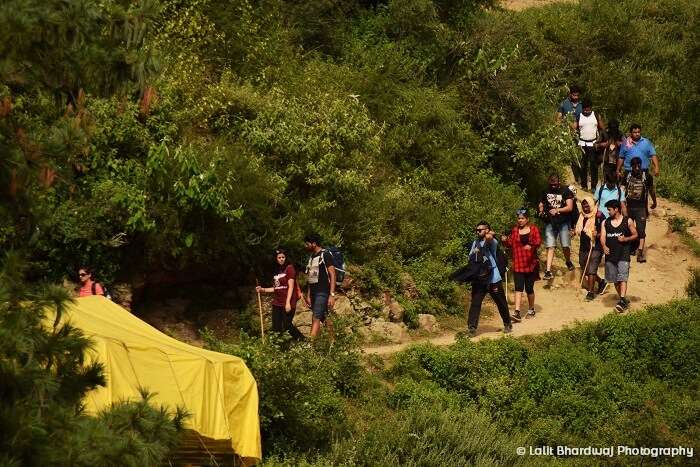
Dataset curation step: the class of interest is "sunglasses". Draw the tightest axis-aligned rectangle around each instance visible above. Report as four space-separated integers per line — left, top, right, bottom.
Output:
78 273 88 277
475 228 487 232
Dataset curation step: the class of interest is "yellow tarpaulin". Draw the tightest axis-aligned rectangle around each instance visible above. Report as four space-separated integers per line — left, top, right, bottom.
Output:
53 296 261 463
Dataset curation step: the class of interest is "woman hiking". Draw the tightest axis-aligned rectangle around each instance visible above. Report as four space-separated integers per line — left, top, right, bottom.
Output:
256 249 305 341
501 209 541 322
575 197 606 301
76 266 106 297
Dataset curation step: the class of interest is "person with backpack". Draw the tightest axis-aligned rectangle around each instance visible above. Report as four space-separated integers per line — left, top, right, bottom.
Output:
622 157 649 263
617 123 660 209
501 209 541 321
594 171 627 219
598 119 623 181
303 233 336 339
556 85 583 183
600 199 638 312
575 98 605 190
575 197 606 301
255 249 305 341
538 174 576 280
467 221 512 336
76 267 108 298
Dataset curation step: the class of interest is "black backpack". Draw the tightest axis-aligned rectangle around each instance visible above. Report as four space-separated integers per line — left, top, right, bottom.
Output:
91 282 112 300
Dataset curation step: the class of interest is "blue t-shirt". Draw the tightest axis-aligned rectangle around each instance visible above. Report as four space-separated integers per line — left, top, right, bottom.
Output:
594 184 626 218
619 137 656 171
470 238 502 284
558 98 582 119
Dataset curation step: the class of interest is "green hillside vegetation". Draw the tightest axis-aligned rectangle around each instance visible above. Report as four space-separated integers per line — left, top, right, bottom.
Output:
4 0 698 317
205 298 700 464
2 0 699 463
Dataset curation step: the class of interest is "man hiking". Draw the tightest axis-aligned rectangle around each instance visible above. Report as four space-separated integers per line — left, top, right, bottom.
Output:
618 123 660 209
467 221 512 336
622 157 649 262
575 98 605 190
594 171 627 219
575 197 606 301
538 174 576 279
556 85 583 183
303 233 335 339
600 199 638 312
556 84 582 124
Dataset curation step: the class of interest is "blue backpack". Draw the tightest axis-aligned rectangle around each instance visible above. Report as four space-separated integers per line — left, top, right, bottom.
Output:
321 246 346 286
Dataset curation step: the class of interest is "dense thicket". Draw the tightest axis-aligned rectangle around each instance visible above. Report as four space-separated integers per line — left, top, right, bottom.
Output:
2 0 698 308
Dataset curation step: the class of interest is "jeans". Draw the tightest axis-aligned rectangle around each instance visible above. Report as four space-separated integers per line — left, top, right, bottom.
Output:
271 305 305 341
468 281 511 330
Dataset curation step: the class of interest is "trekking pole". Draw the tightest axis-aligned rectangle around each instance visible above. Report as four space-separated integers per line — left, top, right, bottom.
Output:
580 242 594 290
255 278 265 342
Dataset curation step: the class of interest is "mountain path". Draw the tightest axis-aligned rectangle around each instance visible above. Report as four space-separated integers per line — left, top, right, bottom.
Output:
364 192 700 356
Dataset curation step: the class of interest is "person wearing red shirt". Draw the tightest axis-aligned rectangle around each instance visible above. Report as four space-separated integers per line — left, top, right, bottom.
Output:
256 249 304 341
502 209 541 322
77 267 105 297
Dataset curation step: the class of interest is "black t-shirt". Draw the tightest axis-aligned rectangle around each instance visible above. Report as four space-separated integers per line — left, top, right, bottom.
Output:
540 186 575 226
306 250 334 295
605 216 632 263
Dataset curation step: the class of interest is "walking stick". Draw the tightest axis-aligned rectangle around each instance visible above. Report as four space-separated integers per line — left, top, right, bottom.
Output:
255 278 265 342
580 241 594 290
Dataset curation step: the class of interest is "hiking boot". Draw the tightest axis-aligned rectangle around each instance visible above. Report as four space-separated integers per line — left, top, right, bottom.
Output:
543 270 553 280
504 324 513 334
597 279 607 295
510 310 522 323
526 309 536 319
566 260 575 271
468 327 477 337
585 291 595 301
637 249 646 263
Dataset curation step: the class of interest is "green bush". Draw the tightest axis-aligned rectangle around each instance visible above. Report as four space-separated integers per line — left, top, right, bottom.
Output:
687 268 700 299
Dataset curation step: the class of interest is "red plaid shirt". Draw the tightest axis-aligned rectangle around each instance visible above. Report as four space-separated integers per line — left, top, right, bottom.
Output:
504 225 542 273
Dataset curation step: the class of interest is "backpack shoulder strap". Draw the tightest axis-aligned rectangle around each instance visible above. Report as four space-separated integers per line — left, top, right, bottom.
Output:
91 282 97 295
597 184 604 201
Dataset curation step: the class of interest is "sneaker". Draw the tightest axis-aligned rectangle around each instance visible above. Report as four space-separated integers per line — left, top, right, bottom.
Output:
468 327 477 337
510 310 522 323
526 309 536 319
597 279 607 295
566 260 575 271
623 297 631 307
585 291 595 301
615 299 629 313
637 250 646 263
504 324 513 334
543 270 553 280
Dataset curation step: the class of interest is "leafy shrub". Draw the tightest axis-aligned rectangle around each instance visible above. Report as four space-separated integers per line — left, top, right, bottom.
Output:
202 330 364 453
687 268 700 299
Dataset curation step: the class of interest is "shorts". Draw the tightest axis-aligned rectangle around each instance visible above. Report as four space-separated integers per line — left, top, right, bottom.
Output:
579 248 602 276
513 271 538 294
544 223 571 249
605 261 630 283
310 292 329 322
628 206 647 239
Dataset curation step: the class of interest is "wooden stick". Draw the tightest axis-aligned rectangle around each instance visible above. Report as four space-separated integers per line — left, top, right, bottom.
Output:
255 278 265 341
580 242 594 290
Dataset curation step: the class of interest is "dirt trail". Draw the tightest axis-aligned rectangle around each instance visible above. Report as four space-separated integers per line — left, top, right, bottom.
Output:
365 193 700 356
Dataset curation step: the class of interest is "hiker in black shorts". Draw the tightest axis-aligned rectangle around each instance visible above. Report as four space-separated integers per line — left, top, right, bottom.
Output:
600 199 638 312
622 157 649 263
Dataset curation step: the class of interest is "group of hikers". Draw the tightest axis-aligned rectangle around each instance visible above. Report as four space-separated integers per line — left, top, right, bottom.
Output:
463 85 658 336
76 84 660 341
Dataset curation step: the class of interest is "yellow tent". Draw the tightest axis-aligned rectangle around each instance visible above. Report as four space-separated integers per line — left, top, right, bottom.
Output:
53 296 261 464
